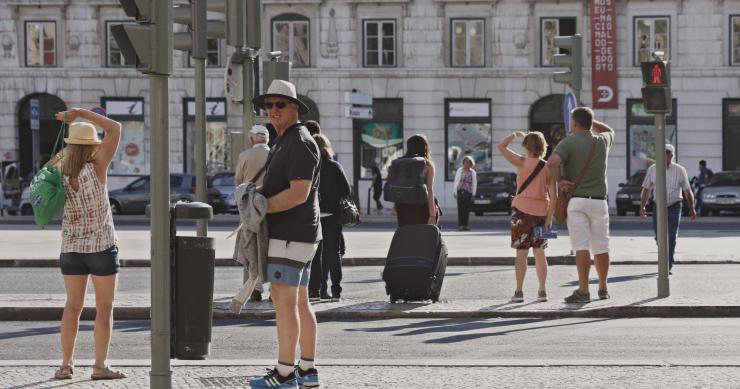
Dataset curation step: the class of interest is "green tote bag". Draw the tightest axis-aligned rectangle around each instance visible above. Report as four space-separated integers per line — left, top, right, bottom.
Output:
29 122 67 228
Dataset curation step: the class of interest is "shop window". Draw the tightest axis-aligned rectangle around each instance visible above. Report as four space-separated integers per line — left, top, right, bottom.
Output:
272 14 310 67
541 17 576 66
102 98 147 174
451 19 485 67
364 20 396 67
354 99 403 180
635 16 670 66
182 98 229 174
626 98 678 178
25 21 56 67
445 99 492 181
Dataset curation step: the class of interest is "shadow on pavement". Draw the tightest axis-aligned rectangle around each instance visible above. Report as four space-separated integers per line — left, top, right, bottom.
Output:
561 273 657 287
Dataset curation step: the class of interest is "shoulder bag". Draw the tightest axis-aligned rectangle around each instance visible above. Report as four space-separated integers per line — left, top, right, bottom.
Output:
29 121 67 228
554 139 597 224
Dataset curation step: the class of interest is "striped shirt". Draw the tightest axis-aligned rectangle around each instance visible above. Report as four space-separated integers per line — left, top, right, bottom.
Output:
61 163 117 253
641 162 691 206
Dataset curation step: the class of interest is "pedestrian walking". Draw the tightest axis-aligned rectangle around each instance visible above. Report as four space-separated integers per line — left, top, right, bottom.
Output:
498 131 556 302
234 125 271 302
693 159 714 211
313 133 351 301
371 166 383 213
249 80 322 389
391 134 439 226
546 107 614 303
452 156 477 231
640 144 696 274
52 108 125 380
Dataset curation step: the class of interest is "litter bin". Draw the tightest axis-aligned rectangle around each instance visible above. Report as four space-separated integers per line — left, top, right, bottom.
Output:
169 201 214 360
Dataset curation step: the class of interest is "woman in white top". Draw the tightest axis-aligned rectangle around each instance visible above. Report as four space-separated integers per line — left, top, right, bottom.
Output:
453 156 477 231
52 108 125 381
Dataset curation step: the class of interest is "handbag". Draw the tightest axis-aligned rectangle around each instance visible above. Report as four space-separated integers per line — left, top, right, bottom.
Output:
338 194 360 227
29 121 67 228
554 139 597 224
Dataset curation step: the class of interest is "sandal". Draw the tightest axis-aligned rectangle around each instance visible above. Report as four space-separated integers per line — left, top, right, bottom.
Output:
598 289 610 300
91 365 126 380
54 365 73 380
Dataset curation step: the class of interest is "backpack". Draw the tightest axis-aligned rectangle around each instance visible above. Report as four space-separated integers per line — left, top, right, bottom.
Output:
30 122 67 228
383 157 428 205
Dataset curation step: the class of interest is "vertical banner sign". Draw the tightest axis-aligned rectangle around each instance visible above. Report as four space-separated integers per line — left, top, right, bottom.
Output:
591 0 618 109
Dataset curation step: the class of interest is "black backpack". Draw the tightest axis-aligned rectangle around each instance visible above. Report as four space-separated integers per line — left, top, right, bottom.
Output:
383 157 428 205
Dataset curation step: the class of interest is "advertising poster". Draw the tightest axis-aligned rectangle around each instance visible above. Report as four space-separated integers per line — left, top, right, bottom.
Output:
628 124 677 177
446 123 492 181
110 121 147 174
359 121 404 179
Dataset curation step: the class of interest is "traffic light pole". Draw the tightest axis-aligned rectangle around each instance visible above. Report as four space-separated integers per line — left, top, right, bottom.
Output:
654 113 670 297
194 55 207 237
243 52 256 152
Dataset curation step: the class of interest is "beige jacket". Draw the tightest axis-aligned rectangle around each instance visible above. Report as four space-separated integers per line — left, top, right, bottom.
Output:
235 144 270 187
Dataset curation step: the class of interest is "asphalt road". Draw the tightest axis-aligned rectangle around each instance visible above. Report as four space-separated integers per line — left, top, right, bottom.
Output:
1 318 739 364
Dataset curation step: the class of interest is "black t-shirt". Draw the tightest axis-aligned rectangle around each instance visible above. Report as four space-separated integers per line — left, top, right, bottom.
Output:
261 123 322 243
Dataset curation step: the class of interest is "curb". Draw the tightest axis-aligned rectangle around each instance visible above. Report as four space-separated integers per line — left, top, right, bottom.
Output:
2 305 738 321
1 257 739 267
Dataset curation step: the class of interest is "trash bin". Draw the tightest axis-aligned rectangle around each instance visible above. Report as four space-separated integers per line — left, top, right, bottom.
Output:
169 201 214 360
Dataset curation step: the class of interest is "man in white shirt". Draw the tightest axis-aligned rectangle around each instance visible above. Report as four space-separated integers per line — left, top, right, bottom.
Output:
234 125 271 301
639 144 696 273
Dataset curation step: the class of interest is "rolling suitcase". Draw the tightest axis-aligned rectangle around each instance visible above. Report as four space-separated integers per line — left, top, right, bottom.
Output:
382 224 448 303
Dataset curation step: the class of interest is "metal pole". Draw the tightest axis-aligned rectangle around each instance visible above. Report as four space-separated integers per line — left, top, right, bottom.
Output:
655 113 670 297
241 51 255 284
150 73 172 388
32 129 40 173
194 56 207 237
151 1 172 387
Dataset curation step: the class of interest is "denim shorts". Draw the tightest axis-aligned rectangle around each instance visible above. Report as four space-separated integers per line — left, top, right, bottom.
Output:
60 245 120 276
266 239 318 287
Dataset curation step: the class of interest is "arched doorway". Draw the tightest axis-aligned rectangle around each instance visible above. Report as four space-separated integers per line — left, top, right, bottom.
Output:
529 94 566 159
298 94 320 123
17 93 66 178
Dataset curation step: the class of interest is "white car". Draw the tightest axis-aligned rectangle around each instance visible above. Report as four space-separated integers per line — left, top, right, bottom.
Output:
18 186 32 215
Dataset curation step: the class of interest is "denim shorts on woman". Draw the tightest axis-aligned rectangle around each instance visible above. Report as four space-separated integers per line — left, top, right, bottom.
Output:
59 245 120 276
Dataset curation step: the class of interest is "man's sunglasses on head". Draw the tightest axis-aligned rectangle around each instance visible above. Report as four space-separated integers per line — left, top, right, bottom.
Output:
263 101 290 109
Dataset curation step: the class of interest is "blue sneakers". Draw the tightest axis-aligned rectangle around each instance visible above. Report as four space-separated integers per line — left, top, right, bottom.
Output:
295 366 320 389
249 368 299 389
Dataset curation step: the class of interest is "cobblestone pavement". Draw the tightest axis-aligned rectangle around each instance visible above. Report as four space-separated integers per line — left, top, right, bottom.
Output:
1 365 739 388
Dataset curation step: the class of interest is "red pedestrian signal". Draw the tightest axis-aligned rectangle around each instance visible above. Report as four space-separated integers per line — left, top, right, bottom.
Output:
641 61 670 87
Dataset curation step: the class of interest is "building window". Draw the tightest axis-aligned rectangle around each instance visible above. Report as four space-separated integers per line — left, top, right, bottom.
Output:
364 20 396 67
188 36 222 67
731 16 740 66
635 16 670 65
541 17 576 66
106 21 134 67
451 19 485 67
25 21 56 67
272 14 310 67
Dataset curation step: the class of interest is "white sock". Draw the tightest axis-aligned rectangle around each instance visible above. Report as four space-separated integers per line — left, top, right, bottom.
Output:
298 358 314 371
276 362 294 377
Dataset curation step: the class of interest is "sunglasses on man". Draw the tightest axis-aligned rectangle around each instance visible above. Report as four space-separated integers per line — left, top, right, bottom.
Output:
263 101 292 109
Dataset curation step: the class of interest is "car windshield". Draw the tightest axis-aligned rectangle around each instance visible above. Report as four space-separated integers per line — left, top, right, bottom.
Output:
478 173 510 185
707 173 740 187
627 171 646 185
212 175 234 186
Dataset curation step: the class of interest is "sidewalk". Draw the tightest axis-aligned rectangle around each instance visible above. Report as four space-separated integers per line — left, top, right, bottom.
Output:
1 226 738 266
2 265 738 321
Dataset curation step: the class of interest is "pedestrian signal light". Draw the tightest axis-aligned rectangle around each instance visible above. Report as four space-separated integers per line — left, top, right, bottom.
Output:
641 61 670 87
641 87 672 114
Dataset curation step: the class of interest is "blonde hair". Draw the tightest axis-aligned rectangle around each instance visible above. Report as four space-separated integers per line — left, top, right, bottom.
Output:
462 155 476 168
312 133 335 158
522 132 548 158
63 144 97 177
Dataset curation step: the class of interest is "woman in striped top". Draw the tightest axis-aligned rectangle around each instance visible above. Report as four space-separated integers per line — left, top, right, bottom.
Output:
52 108 124 381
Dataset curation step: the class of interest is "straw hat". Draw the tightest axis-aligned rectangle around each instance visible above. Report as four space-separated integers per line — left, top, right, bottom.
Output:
64 122 101 145
252 80 310 114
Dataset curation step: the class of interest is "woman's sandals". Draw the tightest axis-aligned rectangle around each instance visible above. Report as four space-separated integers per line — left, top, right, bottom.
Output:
54 365 74 380
91 365 126 380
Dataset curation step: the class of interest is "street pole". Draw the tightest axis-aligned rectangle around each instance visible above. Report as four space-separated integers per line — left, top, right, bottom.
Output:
241 50 255 284
655 113 670 297
150 1 172 388
194 56 207 237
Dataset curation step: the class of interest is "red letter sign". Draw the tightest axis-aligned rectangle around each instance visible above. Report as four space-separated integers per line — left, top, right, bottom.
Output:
591 0 618 109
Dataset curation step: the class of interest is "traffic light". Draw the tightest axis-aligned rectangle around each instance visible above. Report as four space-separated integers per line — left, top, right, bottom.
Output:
552 34 583 92
225 0 262 48
263 55 291 90
640 60 671 114
111 0 171 75
172 0 226 57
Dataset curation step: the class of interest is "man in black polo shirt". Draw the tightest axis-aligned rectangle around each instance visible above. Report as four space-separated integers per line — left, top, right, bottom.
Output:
249 80 322 389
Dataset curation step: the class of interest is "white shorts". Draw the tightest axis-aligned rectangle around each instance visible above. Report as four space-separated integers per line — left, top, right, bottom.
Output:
566 197 610 255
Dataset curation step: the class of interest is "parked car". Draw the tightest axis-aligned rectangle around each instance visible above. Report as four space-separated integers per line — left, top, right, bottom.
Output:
616 169 690 216
700 171 740 216
18 186 32 216
469 171 517 216
210 172 237 214
108 173 226 215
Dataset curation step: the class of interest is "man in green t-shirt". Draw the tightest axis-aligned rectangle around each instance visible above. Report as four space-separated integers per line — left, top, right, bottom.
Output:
546 107 614 303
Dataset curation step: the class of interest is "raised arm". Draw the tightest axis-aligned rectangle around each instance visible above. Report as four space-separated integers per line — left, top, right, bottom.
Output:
497 131 526 168
56 108 121 179
592 119 614 134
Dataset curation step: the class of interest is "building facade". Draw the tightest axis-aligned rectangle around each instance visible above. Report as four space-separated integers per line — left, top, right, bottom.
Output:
2 0 740 210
